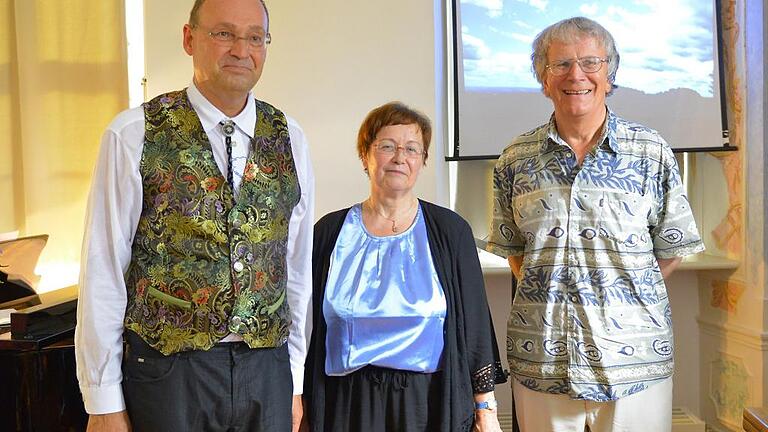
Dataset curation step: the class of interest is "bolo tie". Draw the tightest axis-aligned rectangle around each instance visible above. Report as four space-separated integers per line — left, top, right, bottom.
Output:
220 120 236 191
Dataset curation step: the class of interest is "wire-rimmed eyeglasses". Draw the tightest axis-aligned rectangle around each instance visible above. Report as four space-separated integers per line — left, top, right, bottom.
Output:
194 26 272 49
545 56 608 76
374 140 425 158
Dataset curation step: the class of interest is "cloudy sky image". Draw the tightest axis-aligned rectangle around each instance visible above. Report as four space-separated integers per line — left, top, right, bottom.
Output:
460 0 715 97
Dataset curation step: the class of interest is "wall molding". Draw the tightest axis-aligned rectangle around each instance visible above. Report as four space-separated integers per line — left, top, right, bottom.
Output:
698 317 768 351
709 353 752 430
710 0 744 258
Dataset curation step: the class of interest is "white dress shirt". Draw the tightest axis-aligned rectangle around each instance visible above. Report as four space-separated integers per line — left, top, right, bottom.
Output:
75 84 314 414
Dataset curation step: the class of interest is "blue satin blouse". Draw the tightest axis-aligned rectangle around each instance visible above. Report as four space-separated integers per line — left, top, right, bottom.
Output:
323 203 447 376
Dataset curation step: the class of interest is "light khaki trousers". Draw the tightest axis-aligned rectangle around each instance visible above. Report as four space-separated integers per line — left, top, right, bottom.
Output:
512 377 673 432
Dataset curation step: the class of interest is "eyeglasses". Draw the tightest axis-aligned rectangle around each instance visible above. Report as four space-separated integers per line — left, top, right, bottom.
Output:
195 26 272 49
545 56 608 76
374 140 425 158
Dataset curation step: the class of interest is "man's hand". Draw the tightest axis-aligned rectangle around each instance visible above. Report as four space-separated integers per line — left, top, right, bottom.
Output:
507 255 523 281
657 256 682 279
86 411 131 432
292 394 308 432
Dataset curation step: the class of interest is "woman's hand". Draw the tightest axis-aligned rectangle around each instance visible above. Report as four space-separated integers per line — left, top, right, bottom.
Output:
473 391 502 432
473 408 502 432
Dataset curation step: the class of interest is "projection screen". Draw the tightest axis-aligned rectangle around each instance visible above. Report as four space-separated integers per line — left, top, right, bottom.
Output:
449 0 733 159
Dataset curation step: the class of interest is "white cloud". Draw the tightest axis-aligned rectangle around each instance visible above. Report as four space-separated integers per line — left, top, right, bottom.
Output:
632 0 673 8
489 26 535 44
530 0 548 11
465 51 539 89
512 20 534 30
464 0 504 18
463 27 539 88
579 3 598 15
462 31 492 60
461 0 713 95
520 0 548 12
597 0 714 96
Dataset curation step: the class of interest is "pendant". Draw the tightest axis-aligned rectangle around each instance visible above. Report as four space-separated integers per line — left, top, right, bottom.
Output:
391 221 398 232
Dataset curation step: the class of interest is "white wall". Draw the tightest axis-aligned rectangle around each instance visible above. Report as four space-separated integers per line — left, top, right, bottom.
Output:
142 0 447 219
667 271 702 412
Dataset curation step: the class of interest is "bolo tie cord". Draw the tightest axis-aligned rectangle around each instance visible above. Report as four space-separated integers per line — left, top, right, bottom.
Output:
220 120 236 191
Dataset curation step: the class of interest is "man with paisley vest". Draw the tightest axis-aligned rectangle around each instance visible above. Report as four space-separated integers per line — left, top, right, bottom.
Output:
75 0 314 431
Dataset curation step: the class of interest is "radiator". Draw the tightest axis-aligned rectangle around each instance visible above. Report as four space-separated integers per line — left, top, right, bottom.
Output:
498 411 515 432
672 407 706 432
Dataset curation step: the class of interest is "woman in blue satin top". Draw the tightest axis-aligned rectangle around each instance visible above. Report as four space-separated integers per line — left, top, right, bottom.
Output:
303 102 507 432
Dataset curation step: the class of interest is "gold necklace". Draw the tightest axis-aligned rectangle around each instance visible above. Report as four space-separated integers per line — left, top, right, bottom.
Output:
365 198 417 233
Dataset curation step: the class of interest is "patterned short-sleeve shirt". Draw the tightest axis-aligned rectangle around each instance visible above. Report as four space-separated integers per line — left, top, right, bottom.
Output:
487 109 705 401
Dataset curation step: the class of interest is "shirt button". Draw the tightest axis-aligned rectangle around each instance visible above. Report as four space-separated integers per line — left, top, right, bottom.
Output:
233 261 244 272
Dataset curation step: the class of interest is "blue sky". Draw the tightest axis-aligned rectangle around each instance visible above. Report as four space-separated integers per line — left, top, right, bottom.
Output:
460 0 715 96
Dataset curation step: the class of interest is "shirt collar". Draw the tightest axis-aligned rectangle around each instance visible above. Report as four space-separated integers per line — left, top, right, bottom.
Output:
186 82 256 138
603 108 620 153
541 106 619 154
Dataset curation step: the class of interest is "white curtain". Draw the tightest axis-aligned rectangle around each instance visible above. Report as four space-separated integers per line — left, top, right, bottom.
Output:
0 0 128 292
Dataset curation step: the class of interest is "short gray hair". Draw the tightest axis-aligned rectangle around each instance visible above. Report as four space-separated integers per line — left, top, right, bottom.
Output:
189 0 270 31
531 16 620 95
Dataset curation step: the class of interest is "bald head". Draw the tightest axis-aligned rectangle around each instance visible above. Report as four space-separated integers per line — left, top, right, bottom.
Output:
189 0 270 30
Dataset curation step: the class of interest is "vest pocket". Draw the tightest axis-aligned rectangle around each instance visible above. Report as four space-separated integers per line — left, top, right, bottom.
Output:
147 286 192 310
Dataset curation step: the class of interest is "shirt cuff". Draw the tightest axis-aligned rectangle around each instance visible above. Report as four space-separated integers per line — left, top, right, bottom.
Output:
292 365 304 395
80 382 126 414
654 241 706 259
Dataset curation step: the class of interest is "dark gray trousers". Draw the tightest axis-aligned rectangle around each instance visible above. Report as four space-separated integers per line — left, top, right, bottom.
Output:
122 331 293 432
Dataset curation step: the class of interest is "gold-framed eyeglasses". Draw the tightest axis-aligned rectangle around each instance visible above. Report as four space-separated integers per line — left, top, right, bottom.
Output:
545 56 608 76
374 140 425 158
194 26 271 49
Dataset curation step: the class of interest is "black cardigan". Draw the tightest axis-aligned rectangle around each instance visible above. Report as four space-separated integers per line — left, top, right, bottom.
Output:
304 200 507 431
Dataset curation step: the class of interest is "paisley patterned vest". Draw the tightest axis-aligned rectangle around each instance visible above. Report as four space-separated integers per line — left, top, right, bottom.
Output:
123 90 301 355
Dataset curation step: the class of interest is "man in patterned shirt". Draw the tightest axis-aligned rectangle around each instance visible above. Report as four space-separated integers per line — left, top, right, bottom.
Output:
487 17 704 432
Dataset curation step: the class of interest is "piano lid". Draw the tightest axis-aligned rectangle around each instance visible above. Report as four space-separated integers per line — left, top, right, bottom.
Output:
0 235 48 303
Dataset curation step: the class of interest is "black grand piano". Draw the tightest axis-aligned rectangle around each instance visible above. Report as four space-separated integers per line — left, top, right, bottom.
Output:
0 235 87 431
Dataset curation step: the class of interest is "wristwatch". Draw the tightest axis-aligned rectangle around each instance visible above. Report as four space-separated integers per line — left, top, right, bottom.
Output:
474 399 498 410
